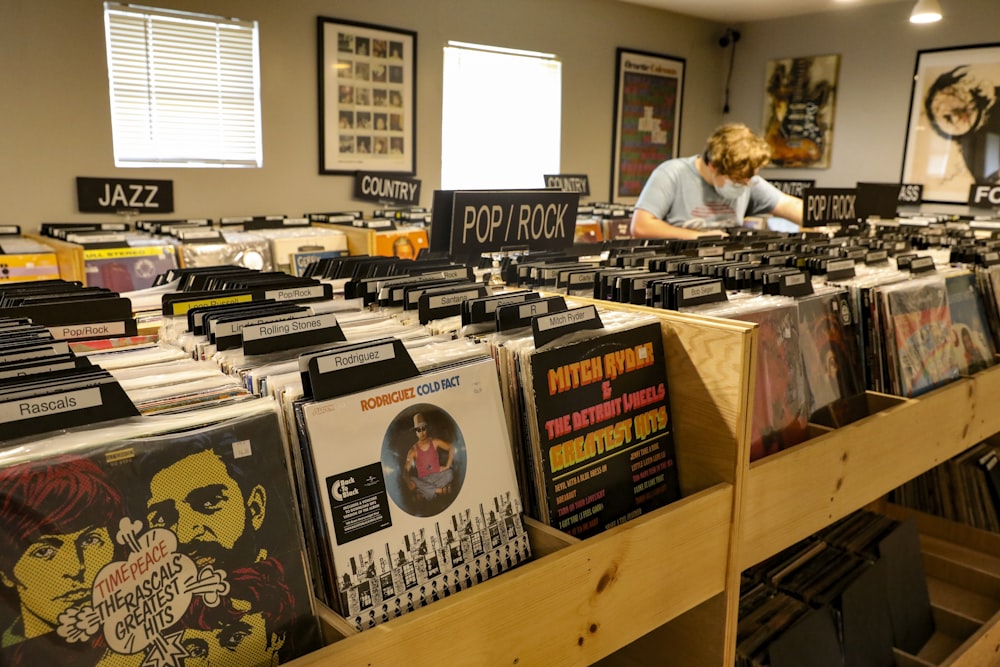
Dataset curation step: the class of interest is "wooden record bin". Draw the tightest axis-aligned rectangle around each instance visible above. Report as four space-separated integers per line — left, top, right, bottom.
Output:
286 305 758 666
285 294 1000 667
736 357 1000 665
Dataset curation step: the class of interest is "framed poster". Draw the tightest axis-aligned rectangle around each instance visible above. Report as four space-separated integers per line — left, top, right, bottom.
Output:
610 48 685 203
762 54 840 168
902 43 1000 204
318 17 416 175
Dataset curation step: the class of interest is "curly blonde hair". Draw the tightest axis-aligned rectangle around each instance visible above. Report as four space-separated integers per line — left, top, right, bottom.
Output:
703 123 772 180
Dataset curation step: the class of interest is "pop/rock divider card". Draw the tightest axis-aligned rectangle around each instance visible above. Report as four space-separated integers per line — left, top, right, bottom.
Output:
525 321 681 538
300 358 530 631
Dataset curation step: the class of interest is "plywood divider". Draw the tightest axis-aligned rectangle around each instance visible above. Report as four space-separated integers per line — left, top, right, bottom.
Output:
26 233 86 283
559 298 757 667
738 377 991 570
290 484 733 666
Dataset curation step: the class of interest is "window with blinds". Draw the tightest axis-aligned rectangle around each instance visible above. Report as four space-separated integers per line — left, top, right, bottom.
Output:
441 42 561 190
104 3 262 168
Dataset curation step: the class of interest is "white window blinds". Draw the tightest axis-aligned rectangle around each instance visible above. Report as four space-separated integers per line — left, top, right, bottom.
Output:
441 42 561 190
104 3 262 167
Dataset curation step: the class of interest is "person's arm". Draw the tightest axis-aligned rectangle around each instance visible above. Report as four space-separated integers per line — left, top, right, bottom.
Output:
630 208 715 240
436 440 454 470
769 193 803 227
404 448 417 487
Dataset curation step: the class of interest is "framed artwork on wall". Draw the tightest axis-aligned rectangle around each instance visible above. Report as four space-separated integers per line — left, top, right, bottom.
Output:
318 17 416 175
610 48 685 203
902 43 1000 204
762 53 840 169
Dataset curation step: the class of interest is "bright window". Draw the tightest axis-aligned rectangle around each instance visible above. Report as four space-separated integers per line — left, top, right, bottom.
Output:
104 3 262 167
441 41 561 189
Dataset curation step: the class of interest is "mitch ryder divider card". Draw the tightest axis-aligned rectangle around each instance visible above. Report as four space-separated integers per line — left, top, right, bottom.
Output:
300 358 530 631
526 320 680 538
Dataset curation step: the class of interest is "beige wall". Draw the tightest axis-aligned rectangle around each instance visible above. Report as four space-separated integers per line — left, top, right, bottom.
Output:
728 0 1000 203
0 0 727 230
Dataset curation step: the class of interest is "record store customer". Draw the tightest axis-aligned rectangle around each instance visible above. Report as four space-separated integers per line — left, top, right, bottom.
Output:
630 122 803 239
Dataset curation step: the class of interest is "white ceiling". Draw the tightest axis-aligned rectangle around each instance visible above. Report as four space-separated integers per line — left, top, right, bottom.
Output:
618 0 907 23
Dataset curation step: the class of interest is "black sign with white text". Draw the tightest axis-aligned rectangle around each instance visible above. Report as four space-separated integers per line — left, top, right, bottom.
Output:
353 172 421 205
544 174 590 196
768 179 815 198
804 188 858 227
898 183 923 205
449 190 578 255
76 177 174 213
970 184 1000 208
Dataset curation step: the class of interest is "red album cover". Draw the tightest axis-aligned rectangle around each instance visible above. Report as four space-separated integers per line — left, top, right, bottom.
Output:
883 278 960 397
0 405 321 666
742 302 809 461
797 290 867 427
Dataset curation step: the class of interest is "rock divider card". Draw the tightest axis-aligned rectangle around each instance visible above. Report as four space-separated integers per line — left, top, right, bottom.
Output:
299 357 530 630
525 320 680 538
0 401 322 666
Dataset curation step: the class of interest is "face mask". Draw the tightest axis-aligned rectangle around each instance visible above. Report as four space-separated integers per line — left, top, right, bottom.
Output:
714 178 749 199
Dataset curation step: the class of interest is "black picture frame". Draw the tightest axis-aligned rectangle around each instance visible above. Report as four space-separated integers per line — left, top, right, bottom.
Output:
901 43 1000 204
318 17 417 175
610 48 685 203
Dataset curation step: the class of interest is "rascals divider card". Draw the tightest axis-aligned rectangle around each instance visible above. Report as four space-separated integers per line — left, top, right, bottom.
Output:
300 357 530 631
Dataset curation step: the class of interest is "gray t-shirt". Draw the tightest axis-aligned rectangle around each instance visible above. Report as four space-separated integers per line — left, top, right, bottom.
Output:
634 155 783 228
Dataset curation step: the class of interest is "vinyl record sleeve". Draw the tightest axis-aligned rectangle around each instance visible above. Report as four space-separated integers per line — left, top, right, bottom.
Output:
945 271 996 376
300 358 530 631
736 302 809 461
83 245 179 292
526 321 680 537
797 289 866 426
0 403 322 666
882 277 960 397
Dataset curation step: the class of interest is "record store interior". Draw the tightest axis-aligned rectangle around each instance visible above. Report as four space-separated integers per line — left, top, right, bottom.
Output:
5 0 1000 665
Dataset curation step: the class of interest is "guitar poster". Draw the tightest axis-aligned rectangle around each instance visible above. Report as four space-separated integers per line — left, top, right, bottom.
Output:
762 54 840 169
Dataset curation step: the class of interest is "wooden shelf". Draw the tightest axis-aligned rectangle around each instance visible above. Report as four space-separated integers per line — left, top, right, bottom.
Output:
283 303 1000 667
885 504 1000 666
292 484 733 666
285 303 757 667
739 364 1000 571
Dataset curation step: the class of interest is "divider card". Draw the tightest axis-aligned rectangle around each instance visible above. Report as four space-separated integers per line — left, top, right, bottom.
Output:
300 358 530 630
527 321 680 538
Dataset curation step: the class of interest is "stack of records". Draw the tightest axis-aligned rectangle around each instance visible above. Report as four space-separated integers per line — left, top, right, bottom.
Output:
686 296 809 462
879 274 960 397
796 287 868 428
0 400 323 665
485 305 681 538
295 344 530 630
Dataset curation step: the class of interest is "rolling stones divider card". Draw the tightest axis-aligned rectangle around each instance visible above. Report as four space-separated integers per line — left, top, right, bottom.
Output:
525 321 680 538
300 358 530 630
0 401 322 666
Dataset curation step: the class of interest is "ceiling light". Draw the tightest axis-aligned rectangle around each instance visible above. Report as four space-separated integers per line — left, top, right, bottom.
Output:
910 0 942 23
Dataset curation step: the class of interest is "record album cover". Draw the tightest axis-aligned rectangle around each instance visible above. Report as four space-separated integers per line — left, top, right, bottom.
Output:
84 246 179 292
526 321 680 537
945 272 995 376
299 358 530 631
0 405 321 666
883 278 960 397
741 302 809 461
797 290 866 427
